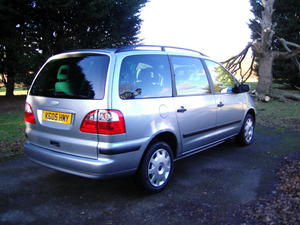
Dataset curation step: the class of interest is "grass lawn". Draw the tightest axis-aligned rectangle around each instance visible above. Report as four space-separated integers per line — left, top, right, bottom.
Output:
0 96 26 162
0 87 28 96
255 100 300 129
247 82 300 130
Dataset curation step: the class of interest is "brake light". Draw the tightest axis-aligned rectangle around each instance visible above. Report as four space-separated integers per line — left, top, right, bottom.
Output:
80 110 98 133
80 110 126 135
24 102 36 124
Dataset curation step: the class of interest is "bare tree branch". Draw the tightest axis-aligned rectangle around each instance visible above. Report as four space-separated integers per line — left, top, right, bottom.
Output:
279 38 300 50
274 38 300 59
222 43 256 83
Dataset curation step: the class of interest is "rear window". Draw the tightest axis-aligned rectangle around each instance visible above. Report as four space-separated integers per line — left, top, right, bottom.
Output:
30 54 109 99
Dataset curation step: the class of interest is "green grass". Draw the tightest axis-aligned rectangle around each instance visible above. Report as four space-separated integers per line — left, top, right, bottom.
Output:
0 101 25 162
0 87 28 96
255 101 300 129
247 82 300 129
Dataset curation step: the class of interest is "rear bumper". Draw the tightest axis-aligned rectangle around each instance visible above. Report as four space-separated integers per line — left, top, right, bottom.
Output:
24 141 140 179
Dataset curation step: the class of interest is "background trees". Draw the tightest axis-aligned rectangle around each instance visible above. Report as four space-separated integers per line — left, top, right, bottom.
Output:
250 0 300 93
224 0 300 96
0 0 147 96
272 0 300 88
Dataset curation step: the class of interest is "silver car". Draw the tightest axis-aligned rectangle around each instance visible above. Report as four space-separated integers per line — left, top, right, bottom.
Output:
24 45 256 192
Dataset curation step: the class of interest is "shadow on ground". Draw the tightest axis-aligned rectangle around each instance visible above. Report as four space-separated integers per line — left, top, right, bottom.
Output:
0 126 299 225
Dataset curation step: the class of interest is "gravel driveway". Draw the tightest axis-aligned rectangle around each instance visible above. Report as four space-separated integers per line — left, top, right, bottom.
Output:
1 126 299 225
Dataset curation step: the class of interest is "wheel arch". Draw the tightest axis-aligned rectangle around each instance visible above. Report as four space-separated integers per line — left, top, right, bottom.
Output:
246 108 256 123
147 131 178 158
138 131 179 171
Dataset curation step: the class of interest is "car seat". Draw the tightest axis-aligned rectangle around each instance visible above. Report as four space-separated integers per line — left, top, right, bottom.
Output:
55 65 74 95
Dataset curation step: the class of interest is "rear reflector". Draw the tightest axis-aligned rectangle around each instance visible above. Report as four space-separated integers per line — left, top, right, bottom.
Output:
80 110 126 135
24 102 36 124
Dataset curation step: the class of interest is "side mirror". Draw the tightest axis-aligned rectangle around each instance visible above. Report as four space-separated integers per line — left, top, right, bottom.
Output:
232 83 250 93
240 83 250 92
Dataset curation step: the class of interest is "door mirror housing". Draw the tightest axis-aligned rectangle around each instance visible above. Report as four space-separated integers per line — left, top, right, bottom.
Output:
232 83 250 93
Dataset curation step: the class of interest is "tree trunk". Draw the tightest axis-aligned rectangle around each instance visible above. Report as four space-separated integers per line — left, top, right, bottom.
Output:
256 54 274 95
5 74 15 97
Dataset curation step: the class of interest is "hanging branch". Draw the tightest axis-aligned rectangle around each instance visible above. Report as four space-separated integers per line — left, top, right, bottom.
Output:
222 36 300 85
222 42 256 83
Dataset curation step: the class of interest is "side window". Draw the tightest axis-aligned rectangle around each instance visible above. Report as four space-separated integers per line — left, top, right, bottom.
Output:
119 55 172 99
205 60 236 94
171 56 210 96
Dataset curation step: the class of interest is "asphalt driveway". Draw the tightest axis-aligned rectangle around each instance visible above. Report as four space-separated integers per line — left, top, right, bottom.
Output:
1 126 299 225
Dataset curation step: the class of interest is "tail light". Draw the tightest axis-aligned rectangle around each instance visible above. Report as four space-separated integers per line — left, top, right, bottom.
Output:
79 110 98 133
80 110 126 135
24 102 36 124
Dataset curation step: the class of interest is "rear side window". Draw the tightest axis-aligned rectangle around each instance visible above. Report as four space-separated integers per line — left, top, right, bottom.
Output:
171 56 211 96
119 55 172 99
204 60 236 94
30 54 109 99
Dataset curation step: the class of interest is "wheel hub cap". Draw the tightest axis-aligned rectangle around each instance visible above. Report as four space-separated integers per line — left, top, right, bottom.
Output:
244 118 254 143
148 149 171 187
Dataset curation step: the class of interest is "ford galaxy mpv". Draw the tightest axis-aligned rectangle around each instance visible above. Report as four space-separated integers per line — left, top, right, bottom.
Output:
24 45 256 192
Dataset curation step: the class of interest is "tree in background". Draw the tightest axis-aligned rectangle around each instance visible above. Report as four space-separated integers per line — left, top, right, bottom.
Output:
250 0 300 95
0 0 147 96
224 0 300 97
272 0 300 88
0 0 35 97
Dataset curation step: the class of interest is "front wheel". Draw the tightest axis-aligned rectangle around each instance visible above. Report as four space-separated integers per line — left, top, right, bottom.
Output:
138 141 174 193
237 114 255 146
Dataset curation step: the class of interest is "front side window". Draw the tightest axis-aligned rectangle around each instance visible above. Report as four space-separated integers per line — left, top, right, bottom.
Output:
205 60 236 94
30 54 109 99
171 56 210 96
119 55 172 99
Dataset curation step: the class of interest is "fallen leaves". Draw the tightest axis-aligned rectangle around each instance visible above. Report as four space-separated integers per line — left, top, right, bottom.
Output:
243 157 300 225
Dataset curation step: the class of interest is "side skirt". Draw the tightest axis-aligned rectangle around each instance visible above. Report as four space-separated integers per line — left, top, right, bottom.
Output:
174 133 238 161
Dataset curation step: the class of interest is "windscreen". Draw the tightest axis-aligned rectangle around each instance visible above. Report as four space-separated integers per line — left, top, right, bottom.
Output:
30 54 109 99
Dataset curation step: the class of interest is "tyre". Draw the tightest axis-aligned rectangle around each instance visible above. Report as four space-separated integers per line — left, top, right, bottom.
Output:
138 141 174 193
237 114 255 146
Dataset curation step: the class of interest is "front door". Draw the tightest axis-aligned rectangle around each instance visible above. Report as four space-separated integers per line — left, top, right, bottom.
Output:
204 60 245 139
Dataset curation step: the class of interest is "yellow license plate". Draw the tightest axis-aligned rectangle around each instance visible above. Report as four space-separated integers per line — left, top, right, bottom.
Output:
42 110 73 124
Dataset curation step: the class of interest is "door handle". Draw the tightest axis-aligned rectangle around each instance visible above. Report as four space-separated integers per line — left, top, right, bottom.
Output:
177 106 187 113
217 102 224 107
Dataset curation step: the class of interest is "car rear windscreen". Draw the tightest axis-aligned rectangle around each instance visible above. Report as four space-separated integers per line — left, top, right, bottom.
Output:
30 54 109 99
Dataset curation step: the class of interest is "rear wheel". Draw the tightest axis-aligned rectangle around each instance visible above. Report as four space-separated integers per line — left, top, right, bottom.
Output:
237 114 255 146
138 141 173 193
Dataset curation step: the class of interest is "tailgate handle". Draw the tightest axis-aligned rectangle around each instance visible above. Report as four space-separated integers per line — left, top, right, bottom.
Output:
50 140 60 147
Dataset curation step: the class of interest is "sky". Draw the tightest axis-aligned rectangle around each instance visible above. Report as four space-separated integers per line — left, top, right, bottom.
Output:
139 0 253 61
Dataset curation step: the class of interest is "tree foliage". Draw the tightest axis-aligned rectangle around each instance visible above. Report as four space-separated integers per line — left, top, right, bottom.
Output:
249 0 300 89
272 0 300 87
224 0 300 96
0 0 147 96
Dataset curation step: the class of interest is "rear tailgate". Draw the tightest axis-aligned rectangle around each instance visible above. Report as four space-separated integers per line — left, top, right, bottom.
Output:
25 53 110 159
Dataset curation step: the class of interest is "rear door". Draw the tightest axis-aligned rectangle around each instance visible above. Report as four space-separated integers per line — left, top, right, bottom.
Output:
171 56 217 154
26 53 110 159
